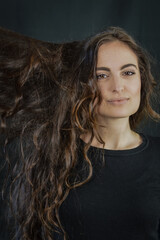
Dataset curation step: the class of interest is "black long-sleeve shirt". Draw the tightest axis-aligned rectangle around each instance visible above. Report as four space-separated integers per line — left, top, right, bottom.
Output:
1 133 160 240
57 133 160 240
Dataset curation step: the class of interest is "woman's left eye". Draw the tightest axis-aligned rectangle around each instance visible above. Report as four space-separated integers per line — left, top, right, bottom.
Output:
123 71 135 76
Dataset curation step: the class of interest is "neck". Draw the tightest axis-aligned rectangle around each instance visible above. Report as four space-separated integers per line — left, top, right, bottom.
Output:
80 117 142 150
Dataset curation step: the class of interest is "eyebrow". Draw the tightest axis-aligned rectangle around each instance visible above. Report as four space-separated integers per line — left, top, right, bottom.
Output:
96 64 137 72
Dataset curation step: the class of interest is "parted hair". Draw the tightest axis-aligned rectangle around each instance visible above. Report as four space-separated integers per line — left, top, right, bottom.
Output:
0 26 160 240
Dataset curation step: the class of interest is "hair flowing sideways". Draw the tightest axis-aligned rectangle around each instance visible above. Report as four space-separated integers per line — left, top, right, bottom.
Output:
0 26 160 240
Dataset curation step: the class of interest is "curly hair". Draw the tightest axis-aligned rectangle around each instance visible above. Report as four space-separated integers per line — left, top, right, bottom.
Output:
0 26 160 240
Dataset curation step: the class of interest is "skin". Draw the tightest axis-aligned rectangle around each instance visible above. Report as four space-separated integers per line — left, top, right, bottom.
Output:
81 40 143 150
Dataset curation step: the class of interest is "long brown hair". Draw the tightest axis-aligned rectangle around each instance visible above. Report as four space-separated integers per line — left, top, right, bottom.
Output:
1 26 160 240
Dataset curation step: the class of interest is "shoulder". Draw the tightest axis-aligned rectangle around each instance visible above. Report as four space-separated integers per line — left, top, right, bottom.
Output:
143 133 160 151
146 134 160 143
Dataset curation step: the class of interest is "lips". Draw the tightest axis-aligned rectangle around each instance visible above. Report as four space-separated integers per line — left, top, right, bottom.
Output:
108 98 129 102
107 98 129 105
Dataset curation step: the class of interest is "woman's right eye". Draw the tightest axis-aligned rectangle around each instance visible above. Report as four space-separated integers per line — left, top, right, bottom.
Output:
96 73 108 80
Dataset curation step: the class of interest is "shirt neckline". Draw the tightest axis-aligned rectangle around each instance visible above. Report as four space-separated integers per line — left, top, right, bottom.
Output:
79 132 149 156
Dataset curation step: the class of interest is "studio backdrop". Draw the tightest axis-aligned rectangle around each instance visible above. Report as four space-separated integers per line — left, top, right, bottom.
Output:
0 1 160 239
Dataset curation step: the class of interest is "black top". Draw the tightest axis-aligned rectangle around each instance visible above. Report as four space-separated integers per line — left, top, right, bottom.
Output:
57 133 160 240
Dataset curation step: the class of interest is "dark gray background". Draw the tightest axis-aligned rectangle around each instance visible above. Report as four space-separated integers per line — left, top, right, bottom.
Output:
0 0 160 137
0 1 160 239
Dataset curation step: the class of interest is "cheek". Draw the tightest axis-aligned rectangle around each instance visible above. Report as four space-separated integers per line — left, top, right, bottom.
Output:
96 84 108 99
131 81 141 96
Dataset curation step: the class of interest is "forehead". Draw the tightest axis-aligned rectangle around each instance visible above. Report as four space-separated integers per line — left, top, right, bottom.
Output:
97 41 138 66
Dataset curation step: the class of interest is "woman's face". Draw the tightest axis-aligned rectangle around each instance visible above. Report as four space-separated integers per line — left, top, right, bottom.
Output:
94 40 141 122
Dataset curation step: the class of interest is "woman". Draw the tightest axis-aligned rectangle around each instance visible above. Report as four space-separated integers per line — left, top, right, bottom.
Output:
1 26 160 240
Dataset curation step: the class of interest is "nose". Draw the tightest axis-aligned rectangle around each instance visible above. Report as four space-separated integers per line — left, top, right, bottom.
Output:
111 75 124 93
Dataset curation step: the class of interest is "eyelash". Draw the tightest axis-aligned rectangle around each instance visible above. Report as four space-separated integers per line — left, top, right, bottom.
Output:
123 71 135 76
96 71 135 80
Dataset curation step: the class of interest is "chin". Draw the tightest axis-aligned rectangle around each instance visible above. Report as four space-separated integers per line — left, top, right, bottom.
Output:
98 113 130 119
